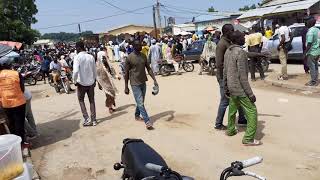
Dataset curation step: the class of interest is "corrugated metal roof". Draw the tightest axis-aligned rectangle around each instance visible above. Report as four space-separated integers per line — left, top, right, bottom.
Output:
238 0 319 19
269 0 319 14
262 0 300 7
237 6 277 19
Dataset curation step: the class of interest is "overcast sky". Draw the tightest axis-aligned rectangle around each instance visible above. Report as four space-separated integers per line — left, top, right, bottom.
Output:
32 0 261 34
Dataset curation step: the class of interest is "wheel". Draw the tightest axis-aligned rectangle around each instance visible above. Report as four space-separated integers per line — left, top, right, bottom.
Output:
27 77 37 85
63 81 71 94
183 62 194 72
36 74 44 81
54 84 60 93
261 60 269 72
159 65 170 76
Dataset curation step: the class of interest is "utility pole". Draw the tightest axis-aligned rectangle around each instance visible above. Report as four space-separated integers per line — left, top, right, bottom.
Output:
152 5 158 39
156 0 162 37
164 16 167 27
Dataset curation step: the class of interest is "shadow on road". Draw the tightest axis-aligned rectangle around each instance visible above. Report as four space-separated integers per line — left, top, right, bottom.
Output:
150 111 175 123
32 110 80 149
259 113 281 117
97 111 128 123
116 104 135 111
237 120 266 141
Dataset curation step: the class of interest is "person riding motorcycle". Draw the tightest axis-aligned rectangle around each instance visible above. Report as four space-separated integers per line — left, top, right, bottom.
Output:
49 57 62 86
166 42 181 74
199 35 217 75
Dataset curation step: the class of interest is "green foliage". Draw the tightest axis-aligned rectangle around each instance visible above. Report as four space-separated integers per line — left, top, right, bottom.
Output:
239 4 257 11
0 0 39 45
41 31 94 42
208 6 216 12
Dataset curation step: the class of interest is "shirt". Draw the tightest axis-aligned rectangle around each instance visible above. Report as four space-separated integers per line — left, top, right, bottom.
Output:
278 26 291 42
49 61 62 71
73 51 97 86
223 45 253 97
215 36 231 81
97 50 107 63
306 26 320 56
247 33 263 47
265 30 273 39
69 52 77 60
125 52 148 86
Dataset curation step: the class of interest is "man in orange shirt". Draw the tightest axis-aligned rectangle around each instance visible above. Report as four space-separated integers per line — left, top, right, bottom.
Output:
0 57 27 145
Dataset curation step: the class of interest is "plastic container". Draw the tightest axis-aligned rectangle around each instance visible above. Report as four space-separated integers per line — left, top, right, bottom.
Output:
0 135 24 180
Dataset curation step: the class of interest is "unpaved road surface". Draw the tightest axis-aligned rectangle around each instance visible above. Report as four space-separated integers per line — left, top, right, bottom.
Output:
28 64 320 180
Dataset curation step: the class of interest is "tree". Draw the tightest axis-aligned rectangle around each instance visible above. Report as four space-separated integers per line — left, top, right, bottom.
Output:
208 6 216 12
239 4 257 11
0 0 39 45
41 31 94 42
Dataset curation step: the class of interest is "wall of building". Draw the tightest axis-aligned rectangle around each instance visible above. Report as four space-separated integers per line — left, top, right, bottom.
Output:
108 26 154 36
195 18 236 31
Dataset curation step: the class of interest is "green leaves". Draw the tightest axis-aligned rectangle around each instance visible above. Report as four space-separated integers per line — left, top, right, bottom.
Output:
0 0 39 45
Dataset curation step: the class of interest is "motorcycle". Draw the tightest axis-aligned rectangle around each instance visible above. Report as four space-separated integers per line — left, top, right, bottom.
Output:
158 55 194 76
21 70 37 85
199 57 216 76
248 56 271 73
114 139 266 180
50 70 71 94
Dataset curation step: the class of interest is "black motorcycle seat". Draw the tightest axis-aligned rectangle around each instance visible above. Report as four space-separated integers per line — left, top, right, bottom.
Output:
121 139 168 180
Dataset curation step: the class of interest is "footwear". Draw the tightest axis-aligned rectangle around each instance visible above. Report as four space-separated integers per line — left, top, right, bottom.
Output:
92 121 97 126
109 108 115 114
145 121 154 130
214 125 227 130
226 129 238 136
83 119 92 126
251 79 256 82
135 116 144 122
305 82 317 86
26 134 38 140
243 139 262 146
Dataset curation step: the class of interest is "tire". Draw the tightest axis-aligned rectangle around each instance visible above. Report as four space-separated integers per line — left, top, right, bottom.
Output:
36 74 44 81
54 85 60 93
183 62 194 72
159 65 170 76
261 60 269 72
27 77 37 85
62 80 70 94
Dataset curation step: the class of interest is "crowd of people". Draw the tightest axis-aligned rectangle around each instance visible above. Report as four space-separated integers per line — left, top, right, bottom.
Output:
1 16 320 153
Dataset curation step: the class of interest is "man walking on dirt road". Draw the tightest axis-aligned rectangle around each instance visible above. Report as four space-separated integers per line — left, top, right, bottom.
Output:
124 39 158 130
73 41 97 127
215 24 247 130
223 31 261 146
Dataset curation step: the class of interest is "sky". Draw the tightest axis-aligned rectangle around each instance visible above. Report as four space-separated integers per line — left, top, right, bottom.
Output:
32 0 261 34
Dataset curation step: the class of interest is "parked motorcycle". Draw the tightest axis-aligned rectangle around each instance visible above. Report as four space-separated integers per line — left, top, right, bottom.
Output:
158 55 194 76
199 57 216 75
114 139 266 180
248 56 271 73
21 70 37 85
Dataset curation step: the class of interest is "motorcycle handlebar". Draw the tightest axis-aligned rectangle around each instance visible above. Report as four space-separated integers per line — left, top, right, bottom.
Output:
244 171 267 180
241 156 263 169
145 163 164 173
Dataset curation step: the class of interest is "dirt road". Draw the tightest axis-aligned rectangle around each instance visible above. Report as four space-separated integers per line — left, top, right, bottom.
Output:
28 64 320 180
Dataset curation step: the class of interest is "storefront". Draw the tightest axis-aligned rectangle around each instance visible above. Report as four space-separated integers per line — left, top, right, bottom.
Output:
238 0 320 28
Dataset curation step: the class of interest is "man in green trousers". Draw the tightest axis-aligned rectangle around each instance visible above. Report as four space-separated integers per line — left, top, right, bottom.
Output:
223 30 261 146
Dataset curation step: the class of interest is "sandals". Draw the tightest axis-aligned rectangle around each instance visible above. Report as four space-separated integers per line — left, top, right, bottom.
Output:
109 108 116 114
243 139 262 146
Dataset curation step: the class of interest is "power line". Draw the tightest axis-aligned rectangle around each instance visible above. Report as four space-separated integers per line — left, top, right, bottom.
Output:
99 0 143 14
37 5 152 30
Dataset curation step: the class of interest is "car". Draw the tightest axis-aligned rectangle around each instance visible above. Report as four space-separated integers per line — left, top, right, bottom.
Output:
182 40 206 62
263 23 320 61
